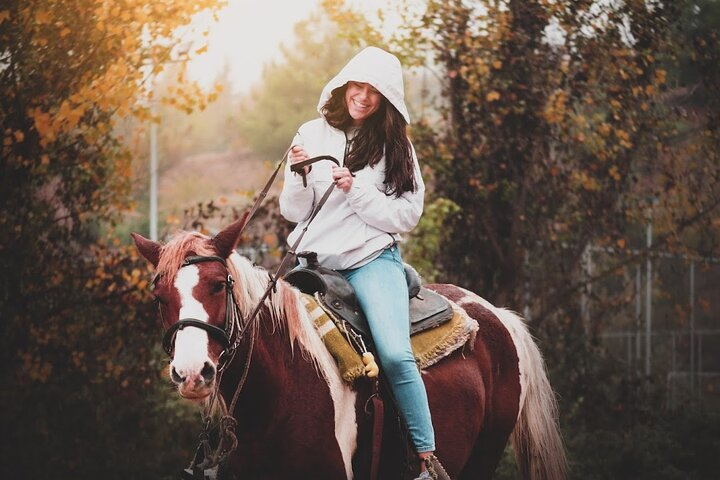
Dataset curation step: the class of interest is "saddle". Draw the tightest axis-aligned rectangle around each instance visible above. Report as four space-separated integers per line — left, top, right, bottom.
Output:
283 251 453 338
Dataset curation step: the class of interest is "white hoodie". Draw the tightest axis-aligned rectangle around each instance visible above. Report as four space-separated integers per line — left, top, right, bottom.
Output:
279 47 425 270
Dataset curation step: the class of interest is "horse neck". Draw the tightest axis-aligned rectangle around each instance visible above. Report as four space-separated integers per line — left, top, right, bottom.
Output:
221 255 341 423
219 305 326 424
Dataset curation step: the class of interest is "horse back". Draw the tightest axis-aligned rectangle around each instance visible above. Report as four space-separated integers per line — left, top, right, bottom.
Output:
427 283 522 397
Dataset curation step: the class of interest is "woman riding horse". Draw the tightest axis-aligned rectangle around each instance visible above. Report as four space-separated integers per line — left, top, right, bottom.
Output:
279 46 444 479
131 46 567 480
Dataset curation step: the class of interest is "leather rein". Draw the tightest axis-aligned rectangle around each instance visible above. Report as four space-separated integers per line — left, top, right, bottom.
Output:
158 152 342 477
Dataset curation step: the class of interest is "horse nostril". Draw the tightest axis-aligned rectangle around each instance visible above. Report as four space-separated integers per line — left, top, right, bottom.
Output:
170 366 185 385
201 361 216 383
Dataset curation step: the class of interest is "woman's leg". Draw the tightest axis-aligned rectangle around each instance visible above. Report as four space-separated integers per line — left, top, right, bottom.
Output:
341 246 436 454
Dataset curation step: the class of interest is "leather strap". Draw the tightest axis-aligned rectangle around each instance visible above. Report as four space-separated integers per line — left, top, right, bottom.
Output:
368 381 384 480
232 146 292 241
163 318 230 355
290 155 341 187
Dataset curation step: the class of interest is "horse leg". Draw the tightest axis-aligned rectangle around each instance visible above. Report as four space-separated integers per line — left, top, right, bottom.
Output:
458 426 513 480
421 352 488 479
458 346 521 479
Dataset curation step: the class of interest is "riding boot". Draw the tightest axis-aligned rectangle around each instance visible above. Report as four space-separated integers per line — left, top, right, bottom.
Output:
423 454 451 480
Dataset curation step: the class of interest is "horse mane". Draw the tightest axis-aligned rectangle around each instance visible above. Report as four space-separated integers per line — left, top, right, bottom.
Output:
156 230 333 372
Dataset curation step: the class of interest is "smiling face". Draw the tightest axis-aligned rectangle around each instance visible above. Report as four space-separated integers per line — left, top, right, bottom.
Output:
344 81 383 126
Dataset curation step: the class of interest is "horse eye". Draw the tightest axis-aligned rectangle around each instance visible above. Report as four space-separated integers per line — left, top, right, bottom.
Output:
212 282 225 294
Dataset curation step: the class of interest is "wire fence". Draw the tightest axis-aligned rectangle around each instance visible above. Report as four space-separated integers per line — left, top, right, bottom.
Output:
587 243 720 410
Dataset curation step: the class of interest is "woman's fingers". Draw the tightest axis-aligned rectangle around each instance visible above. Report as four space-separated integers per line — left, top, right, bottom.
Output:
289 145 308 164
331 166 351 179
332 166 353 192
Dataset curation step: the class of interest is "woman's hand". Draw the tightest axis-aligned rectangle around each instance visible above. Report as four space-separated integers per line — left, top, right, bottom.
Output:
290 145 311 175
332 166 353 193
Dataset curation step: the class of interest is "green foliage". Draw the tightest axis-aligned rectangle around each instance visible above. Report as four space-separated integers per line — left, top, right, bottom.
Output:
236 13 355 161
403 196 460 282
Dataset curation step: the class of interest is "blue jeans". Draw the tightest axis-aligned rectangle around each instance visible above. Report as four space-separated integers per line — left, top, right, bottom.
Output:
339 246 436 452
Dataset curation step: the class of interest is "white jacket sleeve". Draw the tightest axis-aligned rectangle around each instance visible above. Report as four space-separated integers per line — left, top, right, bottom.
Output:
344 146 425 233
279 132 315 223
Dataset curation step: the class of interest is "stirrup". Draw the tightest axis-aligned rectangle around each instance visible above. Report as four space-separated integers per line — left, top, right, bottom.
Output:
423 454 451 480
413 471 433 480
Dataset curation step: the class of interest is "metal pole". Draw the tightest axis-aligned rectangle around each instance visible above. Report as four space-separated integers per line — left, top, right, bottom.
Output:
636 265 642 365
581 245 591 335
150 116 158 241
698 334 703 399
671 332 676 373
690 261 695 399
645 216 653 377
523 250 531 322
627 333 632 374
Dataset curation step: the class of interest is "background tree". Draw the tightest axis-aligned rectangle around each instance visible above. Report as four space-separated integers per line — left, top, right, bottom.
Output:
0 1 224 477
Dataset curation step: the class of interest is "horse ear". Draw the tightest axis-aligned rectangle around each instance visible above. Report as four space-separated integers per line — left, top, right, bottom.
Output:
131 232 161 268
211 212 250 259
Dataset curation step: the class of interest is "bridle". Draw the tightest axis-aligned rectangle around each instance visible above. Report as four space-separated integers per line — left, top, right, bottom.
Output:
160 255 242 367
157 252 258 477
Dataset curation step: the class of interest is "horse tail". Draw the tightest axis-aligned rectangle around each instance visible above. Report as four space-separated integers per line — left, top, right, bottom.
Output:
490 307 568 480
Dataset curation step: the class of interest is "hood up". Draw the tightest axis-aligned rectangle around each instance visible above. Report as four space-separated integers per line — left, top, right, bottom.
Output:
317 46 410 124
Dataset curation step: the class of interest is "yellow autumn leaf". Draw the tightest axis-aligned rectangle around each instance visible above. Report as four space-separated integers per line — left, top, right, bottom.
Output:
0 10 10 23
30 108 53 139
655 69 666 84
13 130 24 142
616 129 630 141
486 91 501 102
492 60 502 69
35 10 51 24
573 171 600 191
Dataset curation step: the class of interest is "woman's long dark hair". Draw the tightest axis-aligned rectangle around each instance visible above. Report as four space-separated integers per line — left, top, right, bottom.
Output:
322 84 417 197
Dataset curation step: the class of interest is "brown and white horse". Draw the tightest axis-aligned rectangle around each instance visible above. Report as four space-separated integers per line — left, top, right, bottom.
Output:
132 217 567 479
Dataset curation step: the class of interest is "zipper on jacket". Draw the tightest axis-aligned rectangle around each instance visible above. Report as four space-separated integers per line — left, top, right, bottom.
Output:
342 130 356 178
343 131 350 167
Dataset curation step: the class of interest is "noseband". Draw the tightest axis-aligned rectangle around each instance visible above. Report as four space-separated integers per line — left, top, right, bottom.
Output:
160 255 242 364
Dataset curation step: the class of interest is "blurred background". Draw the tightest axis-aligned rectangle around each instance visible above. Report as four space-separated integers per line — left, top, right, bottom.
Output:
1 0 718 478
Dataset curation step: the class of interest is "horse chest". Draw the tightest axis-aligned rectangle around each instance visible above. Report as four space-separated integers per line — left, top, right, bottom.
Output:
225 346 355 479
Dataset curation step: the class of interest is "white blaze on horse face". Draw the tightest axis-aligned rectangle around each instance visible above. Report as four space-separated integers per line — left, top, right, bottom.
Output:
171 265 212 377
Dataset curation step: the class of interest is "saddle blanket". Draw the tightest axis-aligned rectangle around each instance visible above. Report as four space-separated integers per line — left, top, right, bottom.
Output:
301 293 479 384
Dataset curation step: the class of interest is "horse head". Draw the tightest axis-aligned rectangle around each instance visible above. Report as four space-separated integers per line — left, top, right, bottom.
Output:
131 214 248 402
